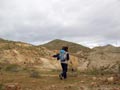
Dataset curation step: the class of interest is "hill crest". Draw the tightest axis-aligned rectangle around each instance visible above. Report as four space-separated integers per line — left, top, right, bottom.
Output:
41 39 91 53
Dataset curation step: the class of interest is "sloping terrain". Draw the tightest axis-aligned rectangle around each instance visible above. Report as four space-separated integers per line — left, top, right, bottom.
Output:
0 38 78 70
1 38 120 90
0 38 57 70
76 45 120 73
0 38 120 73
87 45 120 73
41 39 91 53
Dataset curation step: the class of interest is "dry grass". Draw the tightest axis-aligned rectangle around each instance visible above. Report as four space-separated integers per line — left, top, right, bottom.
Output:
0 70 120 90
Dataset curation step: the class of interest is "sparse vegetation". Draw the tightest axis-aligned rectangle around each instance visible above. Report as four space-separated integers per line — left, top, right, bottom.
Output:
82 66 115 75
5 64 22 72
29 70 41 78
0 70 120 90
0 83 4 90
1 38 120 89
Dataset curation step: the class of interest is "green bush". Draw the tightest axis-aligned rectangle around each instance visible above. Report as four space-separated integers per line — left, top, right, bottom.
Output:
5 64 22 72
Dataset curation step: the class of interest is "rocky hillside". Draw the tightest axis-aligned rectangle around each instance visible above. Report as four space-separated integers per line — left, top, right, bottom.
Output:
76 45 120 73
87 45 120 72
0 38 120 73
0 38 59 70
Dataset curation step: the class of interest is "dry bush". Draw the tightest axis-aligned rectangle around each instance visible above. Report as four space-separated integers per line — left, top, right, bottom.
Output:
29 70 41 78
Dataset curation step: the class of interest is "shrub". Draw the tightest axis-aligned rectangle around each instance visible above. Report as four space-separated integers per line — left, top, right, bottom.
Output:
30 70 41 78
5 64 22 72
85 68 100 75
0 83 4 90
83 66 114 75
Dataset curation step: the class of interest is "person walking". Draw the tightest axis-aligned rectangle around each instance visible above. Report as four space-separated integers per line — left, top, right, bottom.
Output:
53 46 69 80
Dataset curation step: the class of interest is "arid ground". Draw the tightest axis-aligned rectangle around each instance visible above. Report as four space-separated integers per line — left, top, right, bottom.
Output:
0 69 120 90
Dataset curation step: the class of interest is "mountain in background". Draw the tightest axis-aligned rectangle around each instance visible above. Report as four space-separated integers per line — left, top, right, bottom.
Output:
0 38 120 73
41 39 91 53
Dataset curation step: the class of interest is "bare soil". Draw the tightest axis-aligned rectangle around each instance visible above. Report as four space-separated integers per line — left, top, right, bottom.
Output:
0 71 120 90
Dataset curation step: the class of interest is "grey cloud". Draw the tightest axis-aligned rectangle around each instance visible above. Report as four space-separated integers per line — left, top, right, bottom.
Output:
0 0 120 47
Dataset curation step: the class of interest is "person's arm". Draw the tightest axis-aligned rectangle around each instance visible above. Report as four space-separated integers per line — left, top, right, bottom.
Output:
52 54 58 58
52 53 60 60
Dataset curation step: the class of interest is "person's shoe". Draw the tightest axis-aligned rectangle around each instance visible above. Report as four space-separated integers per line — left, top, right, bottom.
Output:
59 74 63 80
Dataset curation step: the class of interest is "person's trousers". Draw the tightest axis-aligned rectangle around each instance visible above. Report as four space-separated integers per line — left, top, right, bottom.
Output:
61 63 68 79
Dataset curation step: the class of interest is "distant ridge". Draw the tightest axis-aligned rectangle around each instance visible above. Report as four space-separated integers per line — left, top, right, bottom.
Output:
93 44 120 53
0 38 33 46
41 39 91 53
0 38 9 42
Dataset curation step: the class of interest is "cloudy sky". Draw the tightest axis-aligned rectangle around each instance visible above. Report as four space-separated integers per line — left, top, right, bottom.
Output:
0 0 120 48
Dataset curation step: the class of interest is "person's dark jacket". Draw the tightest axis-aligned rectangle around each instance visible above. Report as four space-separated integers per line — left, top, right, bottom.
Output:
52 53 60 60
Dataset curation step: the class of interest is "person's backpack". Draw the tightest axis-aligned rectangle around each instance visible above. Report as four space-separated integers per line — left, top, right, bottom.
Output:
59 50 67 61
